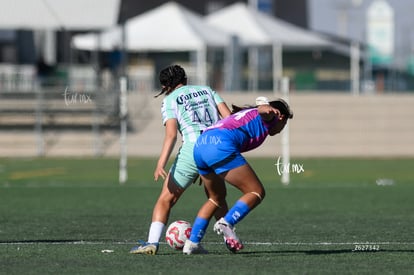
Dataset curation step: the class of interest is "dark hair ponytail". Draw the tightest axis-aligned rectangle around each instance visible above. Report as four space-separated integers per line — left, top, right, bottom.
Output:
269 99 293 119
230 104 255 114
155 65 187 97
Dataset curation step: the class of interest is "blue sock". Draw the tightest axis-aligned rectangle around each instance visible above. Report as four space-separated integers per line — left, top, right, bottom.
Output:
224 200 251 226
189 217 209 243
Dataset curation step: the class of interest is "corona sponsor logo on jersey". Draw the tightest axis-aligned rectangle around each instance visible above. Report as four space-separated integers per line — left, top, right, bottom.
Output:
176 89 209 105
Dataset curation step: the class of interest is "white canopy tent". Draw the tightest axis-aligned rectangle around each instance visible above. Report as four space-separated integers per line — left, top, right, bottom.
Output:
0 0 120 65
206 2 333 48
72 2 230 85
0 0 120 30
206 2 336 91
0 0 121 157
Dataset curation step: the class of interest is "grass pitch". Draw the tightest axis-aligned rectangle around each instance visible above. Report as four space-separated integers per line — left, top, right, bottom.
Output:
0 157 413 274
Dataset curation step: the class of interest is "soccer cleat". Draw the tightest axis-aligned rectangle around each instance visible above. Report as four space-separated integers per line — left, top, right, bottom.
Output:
213 218 244 253
129 241 159 255
182 240 208 255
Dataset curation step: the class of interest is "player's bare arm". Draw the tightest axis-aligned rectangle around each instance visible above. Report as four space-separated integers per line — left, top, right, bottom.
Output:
154 118 178 181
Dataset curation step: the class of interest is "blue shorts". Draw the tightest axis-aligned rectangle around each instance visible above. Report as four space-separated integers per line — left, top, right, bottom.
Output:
193 129 247 175
169 142 199 189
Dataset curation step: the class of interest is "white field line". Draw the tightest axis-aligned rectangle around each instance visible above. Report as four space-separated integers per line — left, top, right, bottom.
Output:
1 241 413 246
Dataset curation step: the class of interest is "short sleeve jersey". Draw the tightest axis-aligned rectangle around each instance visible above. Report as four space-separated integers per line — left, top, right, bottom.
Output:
161 85 225 143
204 108 278 152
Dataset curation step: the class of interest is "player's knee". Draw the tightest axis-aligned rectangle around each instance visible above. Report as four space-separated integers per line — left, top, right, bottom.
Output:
209 192 228 207
159 190 180 207
251 189 265 202
217 198 227 210
208 198 220 208
158 196 176 209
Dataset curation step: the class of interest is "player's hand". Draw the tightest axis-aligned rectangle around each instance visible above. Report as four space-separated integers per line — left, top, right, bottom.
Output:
154 166 167 181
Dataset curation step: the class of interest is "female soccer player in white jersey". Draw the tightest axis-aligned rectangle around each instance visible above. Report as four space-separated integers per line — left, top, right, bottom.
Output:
130 65 231 255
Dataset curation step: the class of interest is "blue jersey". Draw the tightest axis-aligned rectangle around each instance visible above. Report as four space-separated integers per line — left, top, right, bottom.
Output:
203 108 278 152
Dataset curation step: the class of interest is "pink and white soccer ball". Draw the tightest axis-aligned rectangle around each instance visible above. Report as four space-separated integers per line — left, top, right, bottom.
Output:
165 220 192 250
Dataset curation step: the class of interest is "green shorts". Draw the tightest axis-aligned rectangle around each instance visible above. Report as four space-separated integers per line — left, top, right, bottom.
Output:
169 142 199 189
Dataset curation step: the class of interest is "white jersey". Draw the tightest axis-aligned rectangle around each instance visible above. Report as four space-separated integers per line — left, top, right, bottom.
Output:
161 85 225 143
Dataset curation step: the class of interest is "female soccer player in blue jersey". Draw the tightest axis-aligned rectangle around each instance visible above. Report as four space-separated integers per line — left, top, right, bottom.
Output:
130 65 231 255
183 98 293 254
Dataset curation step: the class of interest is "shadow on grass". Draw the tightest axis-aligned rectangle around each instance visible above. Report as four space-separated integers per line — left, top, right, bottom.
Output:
1 240 413 256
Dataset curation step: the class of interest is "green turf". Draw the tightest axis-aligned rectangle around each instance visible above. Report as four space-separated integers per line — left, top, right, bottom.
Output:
0 157 413 274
